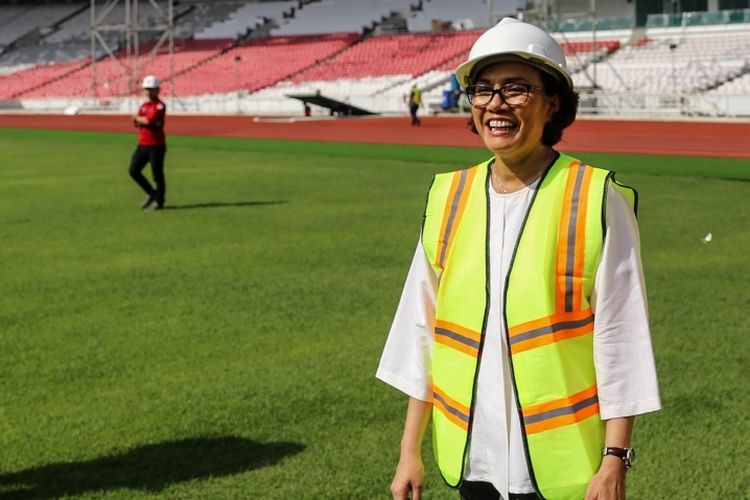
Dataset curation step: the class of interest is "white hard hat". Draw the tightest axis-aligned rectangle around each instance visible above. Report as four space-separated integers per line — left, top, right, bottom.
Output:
455 17 572 90
142 75 160 89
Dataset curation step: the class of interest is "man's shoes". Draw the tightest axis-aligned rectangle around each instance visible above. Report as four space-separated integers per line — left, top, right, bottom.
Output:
141 193 157 209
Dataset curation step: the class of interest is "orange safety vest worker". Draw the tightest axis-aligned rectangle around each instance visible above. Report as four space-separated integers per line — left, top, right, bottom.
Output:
421 153 636 500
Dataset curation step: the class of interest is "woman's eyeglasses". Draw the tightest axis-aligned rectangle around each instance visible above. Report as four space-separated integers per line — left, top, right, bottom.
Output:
465 83 544 107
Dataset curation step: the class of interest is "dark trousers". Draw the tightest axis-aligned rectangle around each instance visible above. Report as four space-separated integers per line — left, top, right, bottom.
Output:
459 481 540 500
129 145 166 205
409 103 420 126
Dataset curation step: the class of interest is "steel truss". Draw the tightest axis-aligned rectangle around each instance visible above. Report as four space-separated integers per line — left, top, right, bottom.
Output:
90 0 174 105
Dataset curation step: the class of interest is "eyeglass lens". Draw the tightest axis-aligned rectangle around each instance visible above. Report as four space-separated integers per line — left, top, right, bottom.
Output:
468 84 532 107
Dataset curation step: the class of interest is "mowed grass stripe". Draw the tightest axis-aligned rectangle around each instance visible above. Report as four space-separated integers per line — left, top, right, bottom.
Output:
0 128 747 499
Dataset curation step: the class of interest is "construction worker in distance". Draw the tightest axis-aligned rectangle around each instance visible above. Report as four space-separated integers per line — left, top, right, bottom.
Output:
378 17 661 500
129 74 167 210
409 84 422 126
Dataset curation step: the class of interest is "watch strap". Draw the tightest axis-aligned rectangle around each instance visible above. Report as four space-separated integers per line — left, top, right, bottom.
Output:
602 446 634 469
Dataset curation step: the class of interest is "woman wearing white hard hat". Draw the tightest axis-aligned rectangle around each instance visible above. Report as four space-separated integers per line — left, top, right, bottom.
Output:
377 18 660 500
129 74 168 210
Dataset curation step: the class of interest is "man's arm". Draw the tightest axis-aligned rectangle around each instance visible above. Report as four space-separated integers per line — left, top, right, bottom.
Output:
133 106 164 128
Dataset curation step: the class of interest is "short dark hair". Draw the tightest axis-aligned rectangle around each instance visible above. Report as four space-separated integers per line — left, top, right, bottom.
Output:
467 69 579 147
539 71 579 146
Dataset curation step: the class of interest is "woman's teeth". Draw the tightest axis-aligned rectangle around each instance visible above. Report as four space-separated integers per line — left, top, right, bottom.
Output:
488 120 516 130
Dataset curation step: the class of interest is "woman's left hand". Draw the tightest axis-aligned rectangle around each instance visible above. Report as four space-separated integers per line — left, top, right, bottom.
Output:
584 456 627 500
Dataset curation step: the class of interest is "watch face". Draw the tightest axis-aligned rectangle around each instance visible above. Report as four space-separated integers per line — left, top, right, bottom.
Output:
626 448 636 466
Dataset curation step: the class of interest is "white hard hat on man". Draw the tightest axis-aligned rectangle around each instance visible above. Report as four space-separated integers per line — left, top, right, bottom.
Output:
455 17 572 90
142 75 160 89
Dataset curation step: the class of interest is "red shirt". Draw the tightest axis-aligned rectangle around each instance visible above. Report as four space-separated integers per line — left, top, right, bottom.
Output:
137 99 166 146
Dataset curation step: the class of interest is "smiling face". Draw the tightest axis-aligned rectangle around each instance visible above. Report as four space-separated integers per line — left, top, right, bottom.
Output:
470 62 558 162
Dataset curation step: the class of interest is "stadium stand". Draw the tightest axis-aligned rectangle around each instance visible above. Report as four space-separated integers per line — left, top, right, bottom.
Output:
194 1 295 39
251 30 478 109
1 1 749 117
174 2 246 39
251 29 623 114
44 1 189 45
572 30 750 93
167 33 359 96
272 0 416 35
0 3 85 46
16 38 235 98
709 72 750 94
0 59 89 99
406 0 497 32
293 30 477 80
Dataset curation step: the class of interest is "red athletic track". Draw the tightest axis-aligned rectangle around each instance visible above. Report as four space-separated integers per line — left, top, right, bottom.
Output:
1 114 748 158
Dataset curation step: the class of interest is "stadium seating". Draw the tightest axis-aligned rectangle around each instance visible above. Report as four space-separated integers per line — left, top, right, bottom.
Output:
709 72 750 94
573 30 750 93
194 1 295 39
272 0 415 35
173 2 245 39
0 59 88 99
16 39 234 98
0 3 85 46
166 33 359 96
249 30 477 106
647 8 750 28
0 40 95 67
406 0 495 32
292 31 478 81
1 1 749 117
44 1 190 44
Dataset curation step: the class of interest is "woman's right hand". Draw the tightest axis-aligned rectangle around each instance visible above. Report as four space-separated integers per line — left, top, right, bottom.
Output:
390 452 425 500
391 398 432 499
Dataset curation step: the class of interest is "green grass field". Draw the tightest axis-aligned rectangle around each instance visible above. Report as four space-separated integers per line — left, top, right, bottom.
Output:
0 127 747 499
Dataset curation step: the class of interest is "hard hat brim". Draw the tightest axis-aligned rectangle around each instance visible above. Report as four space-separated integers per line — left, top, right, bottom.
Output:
456 52 573 90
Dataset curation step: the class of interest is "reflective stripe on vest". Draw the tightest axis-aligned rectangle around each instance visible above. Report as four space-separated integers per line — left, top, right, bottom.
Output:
421 154 636 498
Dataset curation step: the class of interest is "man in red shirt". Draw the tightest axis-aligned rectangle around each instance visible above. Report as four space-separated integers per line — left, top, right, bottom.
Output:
129 74 167 210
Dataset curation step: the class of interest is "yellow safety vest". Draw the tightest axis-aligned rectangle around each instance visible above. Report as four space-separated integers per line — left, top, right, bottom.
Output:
421 153 636 500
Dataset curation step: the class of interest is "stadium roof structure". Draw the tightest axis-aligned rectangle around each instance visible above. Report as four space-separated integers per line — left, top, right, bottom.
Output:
285 92 378 116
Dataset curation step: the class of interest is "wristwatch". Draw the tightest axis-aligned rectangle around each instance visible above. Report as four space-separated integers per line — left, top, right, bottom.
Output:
602 446 636 469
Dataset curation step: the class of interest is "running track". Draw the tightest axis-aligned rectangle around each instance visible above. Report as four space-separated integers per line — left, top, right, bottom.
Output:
1 114 748 158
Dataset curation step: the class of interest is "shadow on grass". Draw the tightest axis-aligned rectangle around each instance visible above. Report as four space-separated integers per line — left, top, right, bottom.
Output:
0 436 304 499
164 200 288 210
718 176 750 183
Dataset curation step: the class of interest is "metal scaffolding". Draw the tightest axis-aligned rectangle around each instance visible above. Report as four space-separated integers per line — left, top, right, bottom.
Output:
511 0 607 89
90 0 174 106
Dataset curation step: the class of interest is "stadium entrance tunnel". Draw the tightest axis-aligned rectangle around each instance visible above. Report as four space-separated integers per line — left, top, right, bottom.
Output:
286 93 378 117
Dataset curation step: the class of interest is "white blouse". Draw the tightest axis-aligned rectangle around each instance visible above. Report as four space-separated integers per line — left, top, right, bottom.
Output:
376 178 661 499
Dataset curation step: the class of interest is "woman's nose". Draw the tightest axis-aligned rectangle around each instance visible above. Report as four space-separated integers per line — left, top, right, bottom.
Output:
486 90 509 110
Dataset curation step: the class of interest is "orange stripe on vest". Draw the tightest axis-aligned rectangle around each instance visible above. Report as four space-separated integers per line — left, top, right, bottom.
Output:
436 168 478 269
507 309 594 355
556 162 593 314
433 385 471 431
434 319 482 357
523 385 600 435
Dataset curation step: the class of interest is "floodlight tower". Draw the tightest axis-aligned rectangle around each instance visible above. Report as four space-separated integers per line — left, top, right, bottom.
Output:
90 0 174 108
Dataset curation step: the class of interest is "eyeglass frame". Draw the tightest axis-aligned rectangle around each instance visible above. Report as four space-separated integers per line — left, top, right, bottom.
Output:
465 82 546 108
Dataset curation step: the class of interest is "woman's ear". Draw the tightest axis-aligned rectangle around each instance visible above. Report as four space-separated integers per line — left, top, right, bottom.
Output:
547 95 560 121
